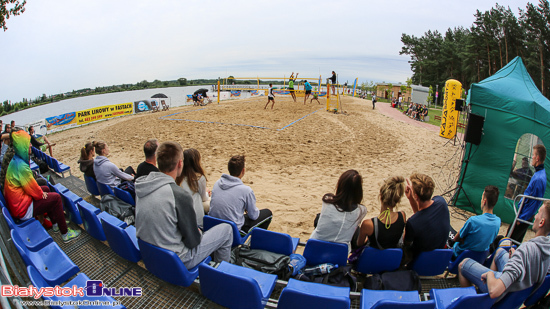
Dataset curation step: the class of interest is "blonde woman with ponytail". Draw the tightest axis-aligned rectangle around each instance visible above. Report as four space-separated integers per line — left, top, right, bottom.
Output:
357 176 407 249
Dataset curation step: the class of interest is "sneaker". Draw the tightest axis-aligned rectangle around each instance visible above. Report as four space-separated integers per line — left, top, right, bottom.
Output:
498 237 513 248
62 229 81 243
51 220 70 233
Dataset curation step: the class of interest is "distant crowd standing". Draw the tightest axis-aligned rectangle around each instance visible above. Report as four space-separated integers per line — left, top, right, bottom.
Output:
2 119 549 305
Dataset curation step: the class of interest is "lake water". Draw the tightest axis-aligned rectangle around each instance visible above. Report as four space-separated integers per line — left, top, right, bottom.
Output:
0 85 223 126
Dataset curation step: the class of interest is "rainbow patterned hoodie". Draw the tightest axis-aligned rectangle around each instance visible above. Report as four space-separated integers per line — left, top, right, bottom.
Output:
4 130 43 218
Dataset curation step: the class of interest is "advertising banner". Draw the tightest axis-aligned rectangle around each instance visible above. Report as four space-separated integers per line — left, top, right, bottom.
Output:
45 112 78 133
134 100 153 113
439 79 462 139
25 119 47 136
77 102 133 125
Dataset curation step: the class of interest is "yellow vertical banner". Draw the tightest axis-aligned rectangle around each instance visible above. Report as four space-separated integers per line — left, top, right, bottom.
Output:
439 79 462 139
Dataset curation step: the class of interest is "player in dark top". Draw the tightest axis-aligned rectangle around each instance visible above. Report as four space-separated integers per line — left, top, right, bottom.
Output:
329 71 337 94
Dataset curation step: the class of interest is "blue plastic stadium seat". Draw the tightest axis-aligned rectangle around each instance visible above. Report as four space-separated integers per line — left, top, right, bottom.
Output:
430 286 494 309
199 261 277 309
97 181 114 196
203 215 251 247
0 190 7 208
356 247 403 274
447 250 489 276
78 200 125 241
524 274 550 307
303 238 348 267
113 187 135 206
3 207 52 250
44 154 54 169
52 158 71 177
492 285 536 309
27 266 126 309
11 229 79 286
411 249 453 276
84 175 101 196
101 219 140 262
59 190 83 225
138 238 211 287
49 183 69 195
361 289 424 309
250 228 299 255
278 278 350 309
29 160 39 173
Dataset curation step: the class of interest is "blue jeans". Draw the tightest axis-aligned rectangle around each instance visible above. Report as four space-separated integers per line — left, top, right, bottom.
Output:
460 249 509 293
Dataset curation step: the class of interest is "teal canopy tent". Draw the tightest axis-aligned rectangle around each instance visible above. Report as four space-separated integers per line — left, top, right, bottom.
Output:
455 57 550 224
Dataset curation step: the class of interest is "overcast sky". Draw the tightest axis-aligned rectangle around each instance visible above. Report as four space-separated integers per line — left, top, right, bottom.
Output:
0 0 534 103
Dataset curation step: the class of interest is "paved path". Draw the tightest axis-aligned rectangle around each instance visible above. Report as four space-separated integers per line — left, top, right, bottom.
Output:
375 102 440 133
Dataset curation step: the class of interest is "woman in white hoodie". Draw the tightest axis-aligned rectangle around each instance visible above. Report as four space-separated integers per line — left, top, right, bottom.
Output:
310 169 367 249
93 141 134 187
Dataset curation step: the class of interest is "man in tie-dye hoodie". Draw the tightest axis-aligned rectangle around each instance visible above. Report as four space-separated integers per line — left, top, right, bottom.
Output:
4 129 80 242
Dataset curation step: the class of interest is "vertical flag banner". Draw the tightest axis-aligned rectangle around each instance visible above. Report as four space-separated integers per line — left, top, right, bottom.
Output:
439 79 462 139
352 78 358 97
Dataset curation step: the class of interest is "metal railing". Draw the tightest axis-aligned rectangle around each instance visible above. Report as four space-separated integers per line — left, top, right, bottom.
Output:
507 194 550 245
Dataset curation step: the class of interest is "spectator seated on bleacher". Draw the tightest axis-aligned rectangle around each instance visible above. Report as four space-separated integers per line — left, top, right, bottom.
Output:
0 124 10 163
357 176 406 250
135 141 233 269
403 173 450 265
459 201 550 302
310 169 367 251
93 141 135 188
209 155 272 234
78 142 96 180
176 148 210 228
4 129 80 242
135 139 159 180
29 126 55 158
451 185 501 259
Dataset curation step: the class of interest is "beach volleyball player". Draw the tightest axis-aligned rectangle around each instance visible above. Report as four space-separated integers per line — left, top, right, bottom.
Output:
264 84 275 109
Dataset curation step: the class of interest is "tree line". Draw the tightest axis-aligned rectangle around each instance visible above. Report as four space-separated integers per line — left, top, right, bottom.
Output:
400 0 550 101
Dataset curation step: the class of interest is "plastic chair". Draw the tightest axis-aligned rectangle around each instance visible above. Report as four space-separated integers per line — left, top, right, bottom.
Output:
29 160 39 173
356 247 403 274
249 228 299 255
524 274 550 307
430 286 494 309
302 238 348 267
59 190 83 225
203 215 252 247
138 238 211 287
101 219 140 262
44 155 54 169
278 278 351 309
52 158 71 177
411 249 453 276
97 181 114 196
491 285 535 309
11 229 79 285
84 175 101 196
199 261 277 309
446 250 490 276
2 207 52 250
114 187 135 206
49 183 69 195
0 200 36 227
0 190 7 208
368 300 436 309
78 200 125 242
361 289 426 309
27 266 126 309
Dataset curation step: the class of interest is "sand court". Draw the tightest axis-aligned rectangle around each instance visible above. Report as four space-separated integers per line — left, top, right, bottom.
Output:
50 95 522 241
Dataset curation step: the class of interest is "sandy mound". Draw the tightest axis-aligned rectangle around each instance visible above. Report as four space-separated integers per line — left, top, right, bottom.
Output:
49 95 518 240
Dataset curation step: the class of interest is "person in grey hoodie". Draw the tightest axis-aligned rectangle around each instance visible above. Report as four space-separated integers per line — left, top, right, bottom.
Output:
93 141 134 187
209 155 272 233
135 141 233 269
459 200 550 302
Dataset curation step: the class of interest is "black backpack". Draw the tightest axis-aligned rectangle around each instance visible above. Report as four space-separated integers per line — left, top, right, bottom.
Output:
231 245 291 280
296 265 358 292
363 270 422 293
100 195 135 225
